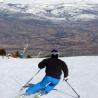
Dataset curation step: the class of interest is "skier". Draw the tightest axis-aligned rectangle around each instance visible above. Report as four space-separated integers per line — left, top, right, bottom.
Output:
25 49 68 95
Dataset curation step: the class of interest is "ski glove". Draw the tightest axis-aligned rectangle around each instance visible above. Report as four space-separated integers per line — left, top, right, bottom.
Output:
63 77 68 81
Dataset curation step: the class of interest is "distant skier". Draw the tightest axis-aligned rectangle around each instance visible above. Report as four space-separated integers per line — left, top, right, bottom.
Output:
25 49 69 95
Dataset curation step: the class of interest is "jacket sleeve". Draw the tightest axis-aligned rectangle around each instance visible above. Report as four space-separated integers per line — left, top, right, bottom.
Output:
38 59 47 69
62 61 68 78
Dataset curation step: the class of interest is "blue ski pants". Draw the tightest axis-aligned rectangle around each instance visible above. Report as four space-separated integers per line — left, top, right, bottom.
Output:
25 75 60 95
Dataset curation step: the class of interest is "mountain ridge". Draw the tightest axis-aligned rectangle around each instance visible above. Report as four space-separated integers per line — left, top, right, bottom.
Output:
0 2 98 56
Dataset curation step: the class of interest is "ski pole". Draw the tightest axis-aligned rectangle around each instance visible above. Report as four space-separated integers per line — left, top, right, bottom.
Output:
23 44 29 54
20 69 41 91
65 80 80 98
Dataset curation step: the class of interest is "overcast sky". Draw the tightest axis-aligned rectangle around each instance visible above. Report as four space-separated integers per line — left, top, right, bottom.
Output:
1 0 98 4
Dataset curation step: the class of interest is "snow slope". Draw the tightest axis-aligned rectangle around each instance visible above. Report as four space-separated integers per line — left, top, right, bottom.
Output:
0 56 98 98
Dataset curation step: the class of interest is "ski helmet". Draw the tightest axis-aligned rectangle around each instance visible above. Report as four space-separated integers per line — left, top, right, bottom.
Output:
51 49 59 55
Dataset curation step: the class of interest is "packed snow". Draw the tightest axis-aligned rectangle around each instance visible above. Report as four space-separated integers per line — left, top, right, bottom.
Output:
0 56 98 98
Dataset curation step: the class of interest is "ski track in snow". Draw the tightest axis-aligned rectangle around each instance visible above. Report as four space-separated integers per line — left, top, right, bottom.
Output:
0 56 98 98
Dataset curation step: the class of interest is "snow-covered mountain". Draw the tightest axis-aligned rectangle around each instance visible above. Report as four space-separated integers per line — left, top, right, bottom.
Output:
0 0 98 56
3 0 98 4
0 0 98 22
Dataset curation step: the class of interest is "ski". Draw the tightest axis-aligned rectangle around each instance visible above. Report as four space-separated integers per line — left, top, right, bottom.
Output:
15 93 26 98
15 95 24 98
33 94 41 98
15 91 47 98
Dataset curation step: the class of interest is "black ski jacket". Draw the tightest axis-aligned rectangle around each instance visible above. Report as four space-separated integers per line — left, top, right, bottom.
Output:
38 58 68 79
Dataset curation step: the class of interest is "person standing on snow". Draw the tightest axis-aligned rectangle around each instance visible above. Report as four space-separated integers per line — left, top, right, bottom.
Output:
25 49 69 95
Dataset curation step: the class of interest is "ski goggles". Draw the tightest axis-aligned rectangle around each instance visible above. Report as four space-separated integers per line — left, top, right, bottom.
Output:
51 52 60 55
